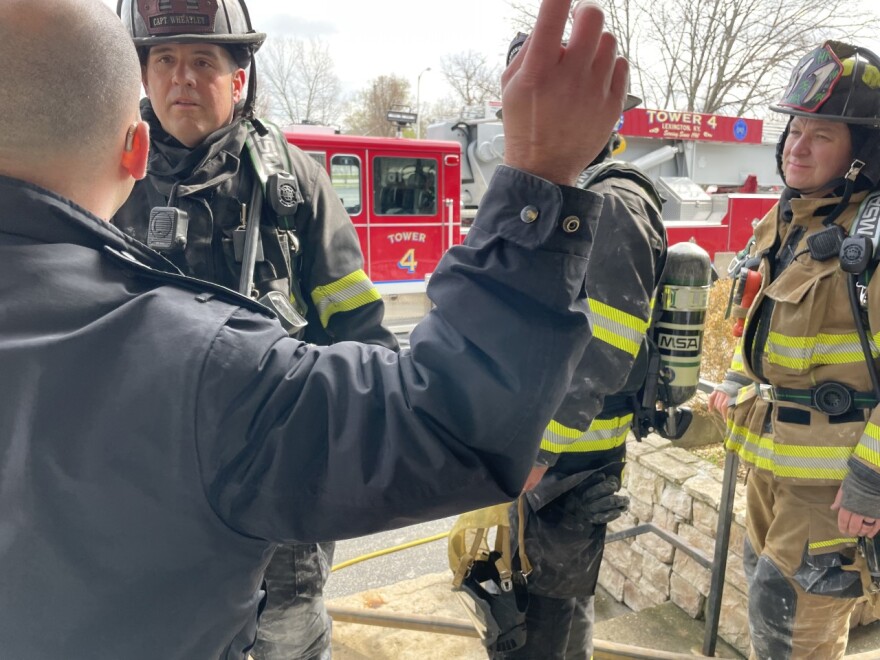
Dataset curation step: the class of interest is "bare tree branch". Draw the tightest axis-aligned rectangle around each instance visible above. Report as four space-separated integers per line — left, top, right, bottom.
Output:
440 50 502 109
257 36 342 127
343 75 412 137
508 0 877 116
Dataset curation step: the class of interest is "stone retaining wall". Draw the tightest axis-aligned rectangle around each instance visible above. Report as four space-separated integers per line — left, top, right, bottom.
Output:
599 434 877 656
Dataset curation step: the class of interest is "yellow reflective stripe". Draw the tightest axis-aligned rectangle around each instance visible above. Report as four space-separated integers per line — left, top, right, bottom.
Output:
810 538 857 551
730 342 744 373
310 270 381 327
766 331 879 369
735 385 753 405
855 423 880 469
587 299 648 357
540 414 633 454
724 421 851 480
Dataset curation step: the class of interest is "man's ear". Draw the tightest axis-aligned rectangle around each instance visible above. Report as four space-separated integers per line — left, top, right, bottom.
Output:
232 68 246 104
121 121 150 180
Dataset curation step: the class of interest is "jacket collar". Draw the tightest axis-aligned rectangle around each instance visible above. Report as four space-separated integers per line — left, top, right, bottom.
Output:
752 189 870 253
0 174 179 273
142 98 247 200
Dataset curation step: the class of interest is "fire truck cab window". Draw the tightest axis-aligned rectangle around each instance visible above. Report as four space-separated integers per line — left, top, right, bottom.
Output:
374 157 438 216
330 155 362 216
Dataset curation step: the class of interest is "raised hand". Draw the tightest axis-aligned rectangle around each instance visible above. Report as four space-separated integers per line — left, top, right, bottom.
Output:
501 0 629 186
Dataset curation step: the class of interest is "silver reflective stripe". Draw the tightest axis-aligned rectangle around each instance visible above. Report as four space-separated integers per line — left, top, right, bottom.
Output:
726 422 851 479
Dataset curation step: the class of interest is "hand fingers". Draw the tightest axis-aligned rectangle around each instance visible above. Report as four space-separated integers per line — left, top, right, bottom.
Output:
859 518 880 537
609 46 630 111
591 494 629 512
588 510 625 524
523 0 579 71
566 1 607 72
837 509 879 537
582 479 618 500
708 392 730 417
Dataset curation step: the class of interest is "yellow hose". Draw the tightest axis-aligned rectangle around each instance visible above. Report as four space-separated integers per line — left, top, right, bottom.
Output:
331 531 450 572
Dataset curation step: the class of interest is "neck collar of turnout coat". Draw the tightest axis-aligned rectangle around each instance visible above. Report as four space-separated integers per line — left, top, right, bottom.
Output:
142 98 249 200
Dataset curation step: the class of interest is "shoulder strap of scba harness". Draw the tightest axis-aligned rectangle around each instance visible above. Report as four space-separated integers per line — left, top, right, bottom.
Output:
241 120 309 333
836 189 880 403
842 189 880 278
244 120 303 230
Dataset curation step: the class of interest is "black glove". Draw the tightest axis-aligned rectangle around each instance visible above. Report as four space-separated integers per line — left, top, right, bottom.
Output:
563 474 629 524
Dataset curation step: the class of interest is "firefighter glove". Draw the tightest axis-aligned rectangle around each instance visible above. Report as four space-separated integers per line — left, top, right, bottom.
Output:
564 474 629 524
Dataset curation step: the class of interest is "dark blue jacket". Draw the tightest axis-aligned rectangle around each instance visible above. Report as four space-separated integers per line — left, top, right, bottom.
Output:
0 167 601 659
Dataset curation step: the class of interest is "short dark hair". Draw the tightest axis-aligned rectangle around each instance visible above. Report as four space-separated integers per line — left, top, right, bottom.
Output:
0 0 142 161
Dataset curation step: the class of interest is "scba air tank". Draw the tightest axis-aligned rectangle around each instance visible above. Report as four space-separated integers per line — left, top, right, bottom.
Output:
655 242 712 406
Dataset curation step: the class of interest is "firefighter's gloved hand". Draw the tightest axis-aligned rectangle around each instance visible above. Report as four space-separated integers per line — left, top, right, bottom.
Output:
564 474 628 524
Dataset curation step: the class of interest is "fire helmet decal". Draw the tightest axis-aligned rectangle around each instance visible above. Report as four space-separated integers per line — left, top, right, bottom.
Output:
137 0 219 36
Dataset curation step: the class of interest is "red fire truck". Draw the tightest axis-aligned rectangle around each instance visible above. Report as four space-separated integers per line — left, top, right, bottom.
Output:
287 107 783 294
284 129 463 291
428 105 783 270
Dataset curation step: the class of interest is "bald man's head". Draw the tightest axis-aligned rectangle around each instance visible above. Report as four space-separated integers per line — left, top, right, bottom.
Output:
0 0 142 168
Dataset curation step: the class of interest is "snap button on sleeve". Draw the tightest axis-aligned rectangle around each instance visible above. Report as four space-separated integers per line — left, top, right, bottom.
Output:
562 215 581 233
520 206 540 224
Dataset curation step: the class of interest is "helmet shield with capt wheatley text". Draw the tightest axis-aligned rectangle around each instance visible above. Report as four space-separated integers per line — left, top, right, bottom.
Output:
117 0 265 53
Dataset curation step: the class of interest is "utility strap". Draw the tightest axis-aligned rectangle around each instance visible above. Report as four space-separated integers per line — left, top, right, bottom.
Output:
517 495 532 577
754 382 877 414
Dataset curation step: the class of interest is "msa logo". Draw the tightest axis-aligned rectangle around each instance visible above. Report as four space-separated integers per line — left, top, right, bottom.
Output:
856 193 880 241
658 334 701 351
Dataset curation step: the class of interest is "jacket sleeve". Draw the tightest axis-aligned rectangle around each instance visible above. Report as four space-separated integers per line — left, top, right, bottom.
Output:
842 268 880 517
287 145 398 350
535 179 665 466
194 166 605 543
714 232 762 402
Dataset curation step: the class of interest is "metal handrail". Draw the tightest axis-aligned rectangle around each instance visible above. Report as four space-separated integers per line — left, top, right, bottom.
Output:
604 378 736 656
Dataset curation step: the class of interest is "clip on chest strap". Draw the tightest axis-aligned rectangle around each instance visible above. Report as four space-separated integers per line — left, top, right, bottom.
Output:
755 382 878 416
245 121 302 224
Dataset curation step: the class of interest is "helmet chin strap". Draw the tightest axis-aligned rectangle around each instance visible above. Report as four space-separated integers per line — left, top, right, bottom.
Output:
242 59 267 136
788 159 866 227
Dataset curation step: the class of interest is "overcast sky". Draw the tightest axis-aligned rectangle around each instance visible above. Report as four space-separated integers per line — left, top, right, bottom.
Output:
102 1 880 113
104 0 522 104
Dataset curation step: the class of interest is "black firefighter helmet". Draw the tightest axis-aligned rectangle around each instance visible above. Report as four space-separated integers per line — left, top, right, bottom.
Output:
116 0 266 118
771 40 880 191
499 31 641 118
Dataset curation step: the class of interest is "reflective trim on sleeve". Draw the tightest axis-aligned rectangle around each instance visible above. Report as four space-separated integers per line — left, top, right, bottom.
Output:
766 331 879 370
540 414 633 454
310 270 382 327
735 385 756 406
724 421 851 480
854 422 880 469
586 299 649 357
730 344 744 373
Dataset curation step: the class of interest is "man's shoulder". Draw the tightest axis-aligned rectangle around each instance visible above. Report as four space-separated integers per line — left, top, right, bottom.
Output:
102 245 278 323
250 119 322 179
581 161 659 202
